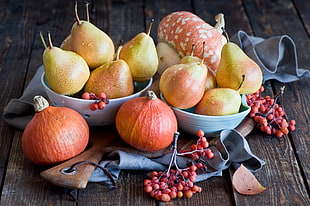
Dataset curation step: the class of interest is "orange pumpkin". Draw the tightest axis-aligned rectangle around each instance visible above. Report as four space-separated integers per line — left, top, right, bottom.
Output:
115 91 178 152
22 96 89 166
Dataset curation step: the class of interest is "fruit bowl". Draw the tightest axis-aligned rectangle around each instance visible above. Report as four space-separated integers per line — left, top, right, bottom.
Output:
161 94 251 136
41 73 152 126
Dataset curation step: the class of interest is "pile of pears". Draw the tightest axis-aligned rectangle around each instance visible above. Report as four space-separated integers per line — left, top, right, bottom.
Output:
160 31 263 116
41 3 158 99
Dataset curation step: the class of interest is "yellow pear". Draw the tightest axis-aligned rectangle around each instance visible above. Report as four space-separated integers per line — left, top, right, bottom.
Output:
194 87 241 116
70 3 115 69
119 19 158 82
84 46 134 99
40 32 90 95
215 39 262 94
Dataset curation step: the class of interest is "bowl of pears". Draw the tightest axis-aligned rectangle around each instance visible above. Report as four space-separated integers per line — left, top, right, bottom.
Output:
158 41 263 136
40 3 157 126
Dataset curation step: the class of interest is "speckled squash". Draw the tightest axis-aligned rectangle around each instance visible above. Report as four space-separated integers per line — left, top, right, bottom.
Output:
157 11 226 73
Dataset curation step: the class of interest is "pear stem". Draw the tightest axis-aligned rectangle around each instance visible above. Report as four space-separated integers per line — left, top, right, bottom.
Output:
146 19 154 36
74 2 81 26
222 27 230 42
85 1 90 22
237 74 246 91
39 31 47 49
190 44 195 56
115 45 123 61
199 42 206 66
47 31 53 49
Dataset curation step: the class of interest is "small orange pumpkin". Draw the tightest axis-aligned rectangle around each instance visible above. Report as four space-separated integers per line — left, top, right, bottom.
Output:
22 96 89 166
115 90 178 152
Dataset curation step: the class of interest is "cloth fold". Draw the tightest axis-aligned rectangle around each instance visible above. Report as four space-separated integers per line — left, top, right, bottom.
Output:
232 30 310 83
2 31 309 185
88 129 265 184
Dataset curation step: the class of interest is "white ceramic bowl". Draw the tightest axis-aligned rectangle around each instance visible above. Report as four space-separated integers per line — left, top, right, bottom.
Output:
41 73 152 126
161 94 250 136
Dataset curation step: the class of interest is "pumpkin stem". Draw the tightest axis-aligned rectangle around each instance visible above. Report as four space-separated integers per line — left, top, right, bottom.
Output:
146 90 157 100
33 95 50 112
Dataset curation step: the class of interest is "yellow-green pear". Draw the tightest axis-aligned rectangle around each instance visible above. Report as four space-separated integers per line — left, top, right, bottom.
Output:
84 46 134 99
119 19 158 82
70 3 115 69
194 87 241 116
216 39 262 94
40 32 90 95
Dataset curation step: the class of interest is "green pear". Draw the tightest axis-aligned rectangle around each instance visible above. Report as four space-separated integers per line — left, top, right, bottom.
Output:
159 50 208 109
215 36 262 94
119 19 158 82
40 32 90 95
194 87 241 116
70 3 115 69
84 46 134 99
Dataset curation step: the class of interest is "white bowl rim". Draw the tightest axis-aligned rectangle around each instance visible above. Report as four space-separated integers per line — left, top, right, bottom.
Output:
160 93 250 119
41 72 153 102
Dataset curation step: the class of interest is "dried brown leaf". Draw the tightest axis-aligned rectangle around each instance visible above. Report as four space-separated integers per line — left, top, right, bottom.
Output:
232 164 267 195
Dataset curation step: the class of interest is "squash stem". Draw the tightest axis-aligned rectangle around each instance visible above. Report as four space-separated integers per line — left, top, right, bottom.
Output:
146 90 157 100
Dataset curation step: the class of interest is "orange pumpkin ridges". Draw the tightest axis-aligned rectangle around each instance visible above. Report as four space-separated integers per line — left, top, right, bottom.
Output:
115 90 178 152
22 96 89 166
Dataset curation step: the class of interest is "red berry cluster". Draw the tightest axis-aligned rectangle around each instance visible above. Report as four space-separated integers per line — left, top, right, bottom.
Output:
144 167 201 202
180 130 215 161
144 130 214 202
81 92 109 111
246 86 296 137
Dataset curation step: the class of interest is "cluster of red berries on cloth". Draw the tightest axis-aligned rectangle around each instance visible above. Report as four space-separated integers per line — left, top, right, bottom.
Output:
81 92 109 111
246 86 296 137
143 130 214 202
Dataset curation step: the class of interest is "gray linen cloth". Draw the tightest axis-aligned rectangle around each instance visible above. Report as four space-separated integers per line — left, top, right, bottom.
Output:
2 31 309 185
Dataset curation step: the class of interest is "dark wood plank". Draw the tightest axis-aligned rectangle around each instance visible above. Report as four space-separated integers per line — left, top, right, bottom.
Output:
193 0 253 36
293 0 310 34
1 0 80 205
234 0 310 204
0 0 42 197
244 0 310 189
144 0 193 44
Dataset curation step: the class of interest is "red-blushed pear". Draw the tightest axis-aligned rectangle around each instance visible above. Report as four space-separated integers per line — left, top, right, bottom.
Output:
195 75 245 116
119 19 158 82
60 34 71 51
70 2 115 69
159 43 208 109
60 2 91 51
84 45 134 99
40 32 90 95
181 44 217 92
215 30 262 94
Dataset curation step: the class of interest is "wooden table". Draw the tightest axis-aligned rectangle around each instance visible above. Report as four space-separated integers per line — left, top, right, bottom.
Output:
1 0 310 205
